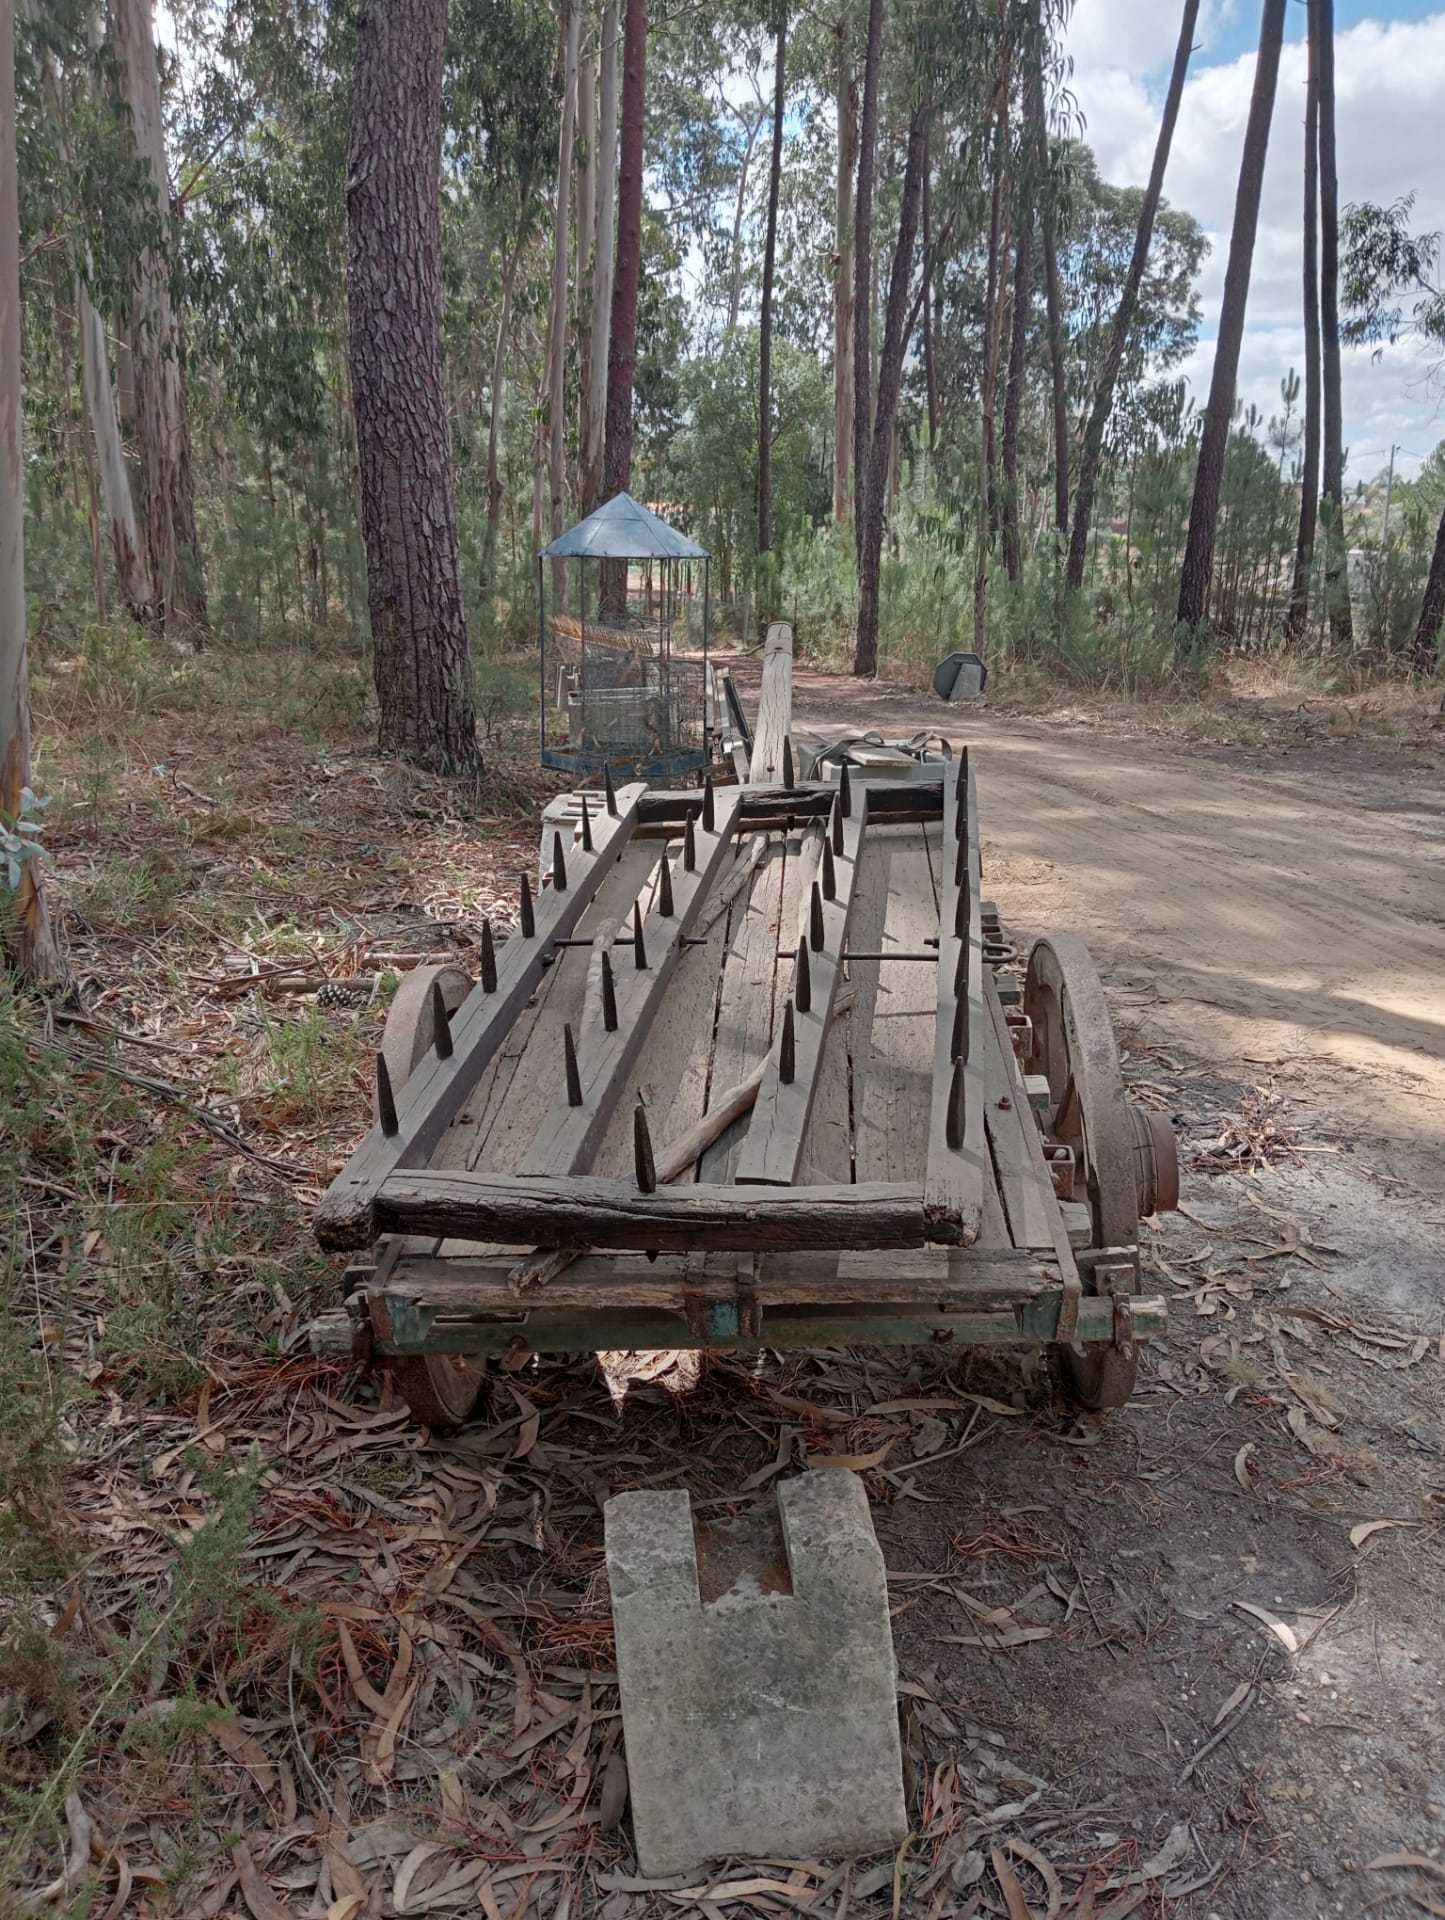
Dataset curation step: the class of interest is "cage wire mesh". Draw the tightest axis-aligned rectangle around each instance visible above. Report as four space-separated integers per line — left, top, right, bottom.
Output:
538 494 711 780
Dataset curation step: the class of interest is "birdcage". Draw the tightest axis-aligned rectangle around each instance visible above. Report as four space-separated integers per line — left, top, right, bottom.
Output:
537 493 712 781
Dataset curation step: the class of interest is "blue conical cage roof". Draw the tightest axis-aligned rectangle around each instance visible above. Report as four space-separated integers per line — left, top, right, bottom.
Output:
539 491 708 561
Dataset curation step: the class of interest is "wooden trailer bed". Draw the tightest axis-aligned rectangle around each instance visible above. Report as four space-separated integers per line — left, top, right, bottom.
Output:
310 627 1174 1426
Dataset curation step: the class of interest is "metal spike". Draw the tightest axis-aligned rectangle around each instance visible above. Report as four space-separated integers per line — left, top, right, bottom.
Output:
952 991 968 1062
564 1023 582 1106
779 999 796 1084
552 830 568 892
376 1053 399 1136
702 777 715 833
600 951 618 1032
821 838 837 902
658 856 674 917
782 737 795 790
519 871 535 938
795 940 812 1014
683 812 697 873
633 1101 657 1192
830 795 844 857
954 940 967 998
632 901 648 970
838 760 853 817
480 918 498 992
430 980 454 1058
946 1056 965 1149
956 745 968 803
955 880 970 941
809 881 825 952
955 827 967 886
603 762 618 816
579 792 594 853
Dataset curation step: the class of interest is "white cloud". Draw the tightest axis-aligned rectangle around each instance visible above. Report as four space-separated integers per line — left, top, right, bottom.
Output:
1067 7 1445 479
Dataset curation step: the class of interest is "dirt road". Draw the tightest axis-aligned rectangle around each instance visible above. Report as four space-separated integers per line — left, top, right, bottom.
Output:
778 665 1445 1197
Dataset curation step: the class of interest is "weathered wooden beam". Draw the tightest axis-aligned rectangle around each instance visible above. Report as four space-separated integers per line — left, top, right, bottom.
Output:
924 758 987 1245
735 798 869 1186
369 1169 927 1251
632 777 943 828
313 782 648 1252
519 787 743 1176
748 621 795 785
360 1289 1167 1357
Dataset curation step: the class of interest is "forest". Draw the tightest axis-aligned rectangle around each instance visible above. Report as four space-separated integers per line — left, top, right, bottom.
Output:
4 0 1445 940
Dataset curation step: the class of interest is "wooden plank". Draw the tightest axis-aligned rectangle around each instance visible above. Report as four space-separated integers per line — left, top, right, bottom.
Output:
314 782 647 1251
852 828 939 1183
924 761 987 1245
518 789 742 1175
371 1169 926 1251
747 621 794 784
698 836 789 1183
378 1245 1056 1315
735 798 868 1186
365 1293 1167 1356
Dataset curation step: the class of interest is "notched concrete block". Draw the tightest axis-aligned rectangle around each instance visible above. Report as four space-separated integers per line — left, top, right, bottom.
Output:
604 1469 908 1876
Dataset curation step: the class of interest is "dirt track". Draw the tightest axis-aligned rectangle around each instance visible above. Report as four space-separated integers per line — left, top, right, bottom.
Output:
780 666 1445 1198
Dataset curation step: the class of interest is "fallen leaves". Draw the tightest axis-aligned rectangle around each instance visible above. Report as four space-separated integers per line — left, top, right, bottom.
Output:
1349 1518 1420 1550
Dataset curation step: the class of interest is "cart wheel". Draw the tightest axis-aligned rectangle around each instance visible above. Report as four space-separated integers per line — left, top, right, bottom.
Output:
1023 935 1141 1412
378 964 488 1429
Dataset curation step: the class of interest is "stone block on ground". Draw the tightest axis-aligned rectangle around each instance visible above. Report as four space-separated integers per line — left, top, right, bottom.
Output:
604 1468 907 1876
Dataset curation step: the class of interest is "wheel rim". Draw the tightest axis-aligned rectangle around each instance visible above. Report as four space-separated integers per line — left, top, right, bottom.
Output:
391 1355 486 1428
1023 935 1139 1411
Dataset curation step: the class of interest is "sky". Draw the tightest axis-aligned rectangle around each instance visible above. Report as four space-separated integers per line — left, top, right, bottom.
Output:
1064 0 1445 482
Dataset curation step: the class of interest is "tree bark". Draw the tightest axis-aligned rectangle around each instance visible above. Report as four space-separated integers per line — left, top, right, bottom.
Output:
601 0 646 507
1317 0 1353 647
1000 176 1034 582
1029 24 1068 539
547 0 581 587
832 22 856 524
582 0 618 512
921 135 938 453
1068 0 1198 592
78 280 155 625
1176 0 1285 638
346 0 480 775
758 3 786 560
483 211 529 592
1286 0 1321 641
110 0 208 633
851 0 884 566
1 0 62 978
1414 506 1445 670
724 105 766 338
853 108 929 677
575 16 596 471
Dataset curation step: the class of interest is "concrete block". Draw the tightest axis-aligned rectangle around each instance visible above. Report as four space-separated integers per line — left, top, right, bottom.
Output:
604 1469 907 1876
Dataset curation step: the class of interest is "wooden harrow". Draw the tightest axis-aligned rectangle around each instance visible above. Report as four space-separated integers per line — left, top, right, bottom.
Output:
310 627 1176 1425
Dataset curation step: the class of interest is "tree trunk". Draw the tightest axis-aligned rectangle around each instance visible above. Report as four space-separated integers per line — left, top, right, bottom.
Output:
582 0 618 512
547 0 581 589
758 3 786 560
1414 507 1445 670
575 16 596 442
851 0 884 565
602 0 646 506
78 280 155 625
483 212 529 593
980 64 1009 543
832 22 856 524
1317 0 1352 647
0 0 61 978
921 136 938 453
1286 0 1321 642
853 108 928 678
1029 25 1068 539
110 0 208 634
346 0 480 775
1000 176 1035 582
1068 0 1198 592
724 107 765 338
1176 0 1285 638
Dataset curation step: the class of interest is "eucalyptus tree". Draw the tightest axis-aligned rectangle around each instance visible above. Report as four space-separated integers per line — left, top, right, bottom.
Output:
601 0 647 515
346 0 479 774
757 0 786 566
1 0 61 977
1286 2 1322 640
1316 0 1352 646
1068 0 1198 592
1177 0 1286 640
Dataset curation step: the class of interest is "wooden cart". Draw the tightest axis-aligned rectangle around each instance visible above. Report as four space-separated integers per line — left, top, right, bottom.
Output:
310 628 1176 1426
